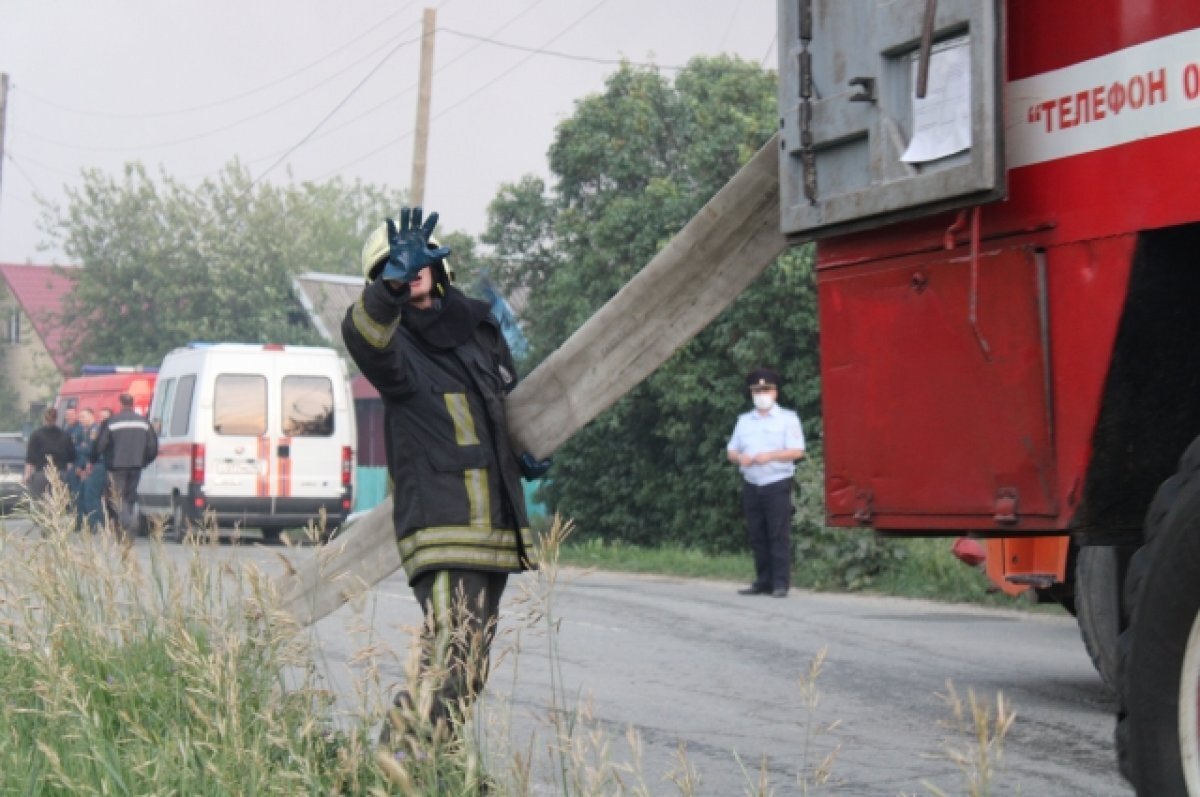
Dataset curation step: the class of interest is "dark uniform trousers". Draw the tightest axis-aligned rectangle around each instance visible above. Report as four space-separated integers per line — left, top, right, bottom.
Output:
106 468 143 535
742 478 794 592
384 568 509 741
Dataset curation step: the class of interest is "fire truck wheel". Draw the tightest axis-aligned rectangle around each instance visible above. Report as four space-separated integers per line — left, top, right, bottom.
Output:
1117 451 1199 795
1075 545 1125 689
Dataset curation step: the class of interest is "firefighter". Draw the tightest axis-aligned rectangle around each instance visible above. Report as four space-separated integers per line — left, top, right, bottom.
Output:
92 393 158 538
342 207 549 745
726 367 806 597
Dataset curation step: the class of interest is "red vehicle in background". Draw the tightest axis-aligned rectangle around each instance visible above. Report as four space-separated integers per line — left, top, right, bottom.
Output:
775 1 1200 793
55 366 158 418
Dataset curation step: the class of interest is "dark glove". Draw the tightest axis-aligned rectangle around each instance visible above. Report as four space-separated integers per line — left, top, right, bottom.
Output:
519 452 552 481
381 206 452 283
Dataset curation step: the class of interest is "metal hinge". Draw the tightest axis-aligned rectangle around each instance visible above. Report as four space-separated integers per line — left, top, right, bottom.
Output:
853 488 874 524
994 488 1019 524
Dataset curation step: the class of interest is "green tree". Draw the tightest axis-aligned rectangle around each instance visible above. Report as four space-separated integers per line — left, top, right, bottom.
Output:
506 56 820 553
42 162 407 368
480 175 558 300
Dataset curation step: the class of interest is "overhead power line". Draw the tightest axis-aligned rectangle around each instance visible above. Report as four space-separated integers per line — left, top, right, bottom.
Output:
226 0 551 177
761 34 778 68
14 0 425 120
313 0 615 181
437 27 683 70
717 0 746 52
12 29 424 154
251 32 424 185
5 153 51 196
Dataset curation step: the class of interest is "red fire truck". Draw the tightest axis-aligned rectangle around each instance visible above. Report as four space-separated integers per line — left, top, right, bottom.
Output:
774 1 1200 793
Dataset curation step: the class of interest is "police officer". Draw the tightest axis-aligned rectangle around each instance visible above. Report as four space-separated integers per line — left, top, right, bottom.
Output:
726 368 806 597
92 393 158 537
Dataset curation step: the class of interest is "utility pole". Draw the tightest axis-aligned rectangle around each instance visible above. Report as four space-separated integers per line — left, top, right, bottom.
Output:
0 74 9 204
409 8 436 207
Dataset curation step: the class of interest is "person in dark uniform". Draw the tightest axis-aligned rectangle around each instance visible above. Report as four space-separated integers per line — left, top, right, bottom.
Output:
92 393 157 538
726 368 806 598
24 407 76 500
342 207 549 745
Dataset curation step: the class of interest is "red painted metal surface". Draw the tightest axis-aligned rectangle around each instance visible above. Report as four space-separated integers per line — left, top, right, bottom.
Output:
985 536 1071 597
817 0 1197 534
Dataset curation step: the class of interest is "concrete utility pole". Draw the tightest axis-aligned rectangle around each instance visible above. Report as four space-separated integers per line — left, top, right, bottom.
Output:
409 9 436 206
0 74 9 204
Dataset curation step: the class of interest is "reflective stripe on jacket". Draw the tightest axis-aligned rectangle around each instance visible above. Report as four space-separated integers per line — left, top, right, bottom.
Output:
93 409 158 469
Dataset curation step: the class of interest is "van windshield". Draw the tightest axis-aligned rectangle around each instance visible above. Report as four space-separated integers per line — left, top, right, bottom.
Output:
214 375 266 436
282 376 334 437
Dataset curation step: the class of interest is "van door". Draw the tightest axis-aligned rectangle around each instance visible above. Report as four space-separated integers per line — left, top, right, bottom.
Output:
141 377 176 504
210 373 268 502
276 370 342 510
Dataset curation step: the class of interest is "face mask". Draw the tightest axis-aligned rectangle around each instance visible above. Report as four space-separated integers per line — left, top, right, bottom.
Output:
752 393 775 412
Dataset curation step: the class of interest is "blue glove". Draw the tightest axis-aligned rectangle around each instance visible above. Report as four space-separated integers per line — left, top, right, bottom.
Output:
519 452 552 481
381 206 452 283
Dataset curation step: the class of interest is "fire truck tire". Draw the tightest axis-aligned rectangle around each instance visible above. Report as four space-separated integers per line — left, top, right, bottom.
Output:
1075 545 1123 689
1117 451 1198 795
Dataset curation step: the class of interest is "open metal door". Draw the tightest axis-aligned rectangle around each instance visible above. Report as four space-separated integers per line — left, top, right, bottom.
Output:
778 0 1004 241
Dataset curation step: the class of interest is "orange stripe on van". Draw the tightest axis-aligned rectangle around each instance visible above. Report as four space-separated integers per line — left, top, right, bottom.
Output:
258 436 271 497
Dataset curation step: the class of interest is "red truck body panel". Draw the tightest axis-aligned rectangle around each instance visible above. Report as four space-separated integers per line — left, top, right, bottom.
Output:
55 373 157 418
817 1 1200 534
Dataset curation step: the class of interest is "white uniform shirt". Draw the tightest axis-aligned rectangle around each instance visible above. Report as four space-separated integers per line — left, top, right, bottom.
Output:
726 404 806 486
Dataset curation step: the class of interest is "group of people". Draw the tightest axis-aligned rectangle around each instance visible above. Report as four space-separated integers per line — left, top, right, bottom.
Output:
22 394 158 536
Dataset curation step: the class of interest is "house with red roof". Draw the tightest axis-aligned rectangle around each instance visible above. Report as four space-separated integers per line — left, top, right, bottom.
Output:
0 264 78 422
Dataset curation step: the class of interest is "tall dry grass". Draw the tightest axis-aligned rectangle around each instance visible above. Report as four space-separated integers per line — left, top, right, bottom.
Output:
0 474 1019 796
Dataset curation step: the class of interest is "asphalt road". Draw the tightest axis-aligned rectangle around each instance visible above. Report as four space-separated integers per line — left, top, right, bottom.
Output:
0 521 1134 795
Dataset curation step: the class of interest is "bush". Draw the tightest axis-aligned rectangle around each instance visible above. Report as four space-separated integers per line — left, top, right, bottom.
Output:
790 451 904 591
0 482 393 795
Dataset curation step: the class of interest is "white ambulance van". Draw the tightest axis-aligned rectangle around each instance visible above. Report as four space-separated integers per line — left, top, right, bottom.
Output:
138 343 356 541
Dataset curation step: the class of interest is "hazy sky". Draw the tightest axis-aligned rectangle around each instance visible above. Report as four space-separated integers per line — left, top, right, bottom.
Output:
0 0 777 264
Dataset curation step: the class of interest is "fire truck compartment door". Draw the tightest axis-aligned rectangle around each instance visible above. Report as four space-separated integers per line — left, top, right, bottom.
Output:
821 246 1057 525
778 0 1004 241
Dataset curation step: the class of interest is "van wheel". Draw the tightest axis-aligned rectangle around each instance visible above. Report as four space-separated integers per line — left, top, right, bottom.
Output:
169 501 187 544
1117 448 1197 795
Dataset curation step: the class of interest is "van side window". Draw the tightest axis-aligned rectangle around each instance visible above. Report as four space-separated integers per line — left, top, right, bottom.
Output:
170 375 196 437
152 378 176 436
214 375 266 436
282 376 334 437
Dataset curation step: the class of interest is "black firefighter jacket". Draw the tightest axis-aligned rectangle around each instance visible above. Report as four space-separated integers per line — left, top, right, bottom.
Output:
342 278 537 585
93 409 158 470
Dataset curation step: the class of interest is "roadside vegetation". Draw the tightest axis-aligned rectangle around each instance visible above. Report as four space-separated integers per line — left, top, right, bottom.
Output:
0 486 1016 796
546 451 1043 611
0 481 391 795
555 535 1018 608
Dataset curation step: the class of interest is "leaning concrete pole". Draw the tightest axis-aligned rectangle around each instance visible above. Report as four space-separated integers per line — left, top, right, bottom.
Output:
276 134 787 627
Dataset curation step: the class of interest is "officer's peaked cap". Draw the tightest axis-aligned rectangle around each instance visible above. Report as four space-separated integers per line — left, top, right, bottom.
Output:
745 368 780 390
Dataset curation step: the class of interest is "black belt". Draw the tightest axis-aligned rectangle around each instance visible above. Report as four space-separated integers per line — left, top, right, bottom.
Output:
742 478 791 494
